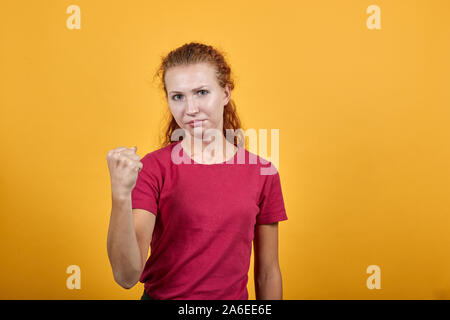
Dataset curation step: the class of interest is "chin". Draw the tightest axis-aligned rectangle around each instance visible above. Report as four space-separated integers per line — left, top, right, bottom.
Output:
187 127 204 138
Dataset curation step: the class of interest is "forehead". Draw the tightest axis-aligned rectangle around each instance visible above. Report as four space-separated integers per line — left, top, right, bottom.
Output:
165 63 218 90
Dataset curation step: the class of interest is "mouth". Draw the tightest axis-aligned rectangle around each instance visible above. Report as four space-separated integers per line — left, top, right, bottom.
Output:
187 120 205 128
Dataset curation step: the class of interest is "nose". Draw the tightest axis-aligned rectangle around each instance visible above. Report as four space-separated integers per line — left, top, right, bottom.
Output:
186 97 199 115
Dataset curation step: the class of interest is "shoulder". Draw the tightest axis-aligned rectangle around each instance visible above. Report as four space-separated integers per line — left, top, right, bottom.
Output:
140 142 178 173
243 148 279 178
142 142 177 162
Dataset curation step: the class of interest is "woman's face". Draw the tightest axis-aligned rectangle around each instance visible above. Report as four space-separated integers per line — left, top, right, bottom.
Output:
165 62 231 141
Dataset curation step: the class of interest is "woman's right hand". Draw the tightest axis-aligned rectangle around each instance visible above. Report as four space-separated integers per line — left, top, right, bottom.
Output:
106 146 143 197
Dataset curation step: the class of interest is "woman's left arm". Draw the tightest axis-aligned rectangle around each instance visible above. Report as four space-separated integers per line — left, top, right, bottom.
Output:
253 222 283 300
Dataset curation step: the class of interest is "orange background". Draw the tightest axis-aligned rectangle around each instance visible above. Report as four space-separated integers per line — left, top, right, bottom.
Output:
1 0 449 299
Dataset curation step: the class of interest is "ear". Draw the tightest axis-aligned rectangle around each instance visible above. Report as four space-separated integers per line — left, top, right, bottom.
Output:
223 84 231 106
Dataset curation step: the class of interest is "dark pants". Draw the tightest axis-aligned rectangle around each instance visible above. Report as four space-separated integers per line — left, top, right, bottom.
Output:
140 289 154 300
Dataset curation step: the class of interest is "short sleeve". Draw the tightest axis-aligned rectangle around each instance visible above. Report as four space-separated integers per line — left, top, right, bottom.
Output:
256 169 288 225
131 154 161 216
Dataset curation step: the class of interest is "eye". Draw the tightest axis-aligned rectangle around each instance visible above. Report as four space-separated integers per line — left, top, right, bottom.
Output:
172 94 182 101
172 90 208 101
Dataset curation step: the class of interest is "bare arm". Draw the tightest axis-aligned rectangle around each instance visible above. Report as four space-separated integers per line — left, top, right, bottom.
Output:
105 146 154 289
253 222 283 300
106 193 155 289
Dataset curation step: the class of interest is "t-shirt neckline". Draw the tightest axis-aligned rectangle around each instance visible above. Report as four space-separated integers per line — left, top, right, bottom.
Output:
176 140 241 166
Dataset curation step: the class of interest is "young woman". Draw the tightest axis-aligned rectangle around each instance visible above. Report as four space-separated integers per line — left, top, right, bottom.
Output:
106 42 288 300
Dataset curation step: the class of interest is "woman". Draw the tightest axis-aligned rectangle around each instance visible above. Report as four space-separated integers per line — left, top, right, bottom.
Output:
106 42 288 300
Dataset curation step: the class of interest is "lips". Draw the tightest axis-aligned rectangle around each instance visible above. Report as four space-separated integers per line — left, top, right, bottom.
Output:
188 120 205 127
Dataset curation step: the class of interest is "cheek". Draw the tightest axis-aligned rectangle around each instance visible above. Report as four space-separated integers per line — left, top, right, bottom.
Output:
169 104 181 117
206 100 224 117
215 106 225 119
169 106 184 125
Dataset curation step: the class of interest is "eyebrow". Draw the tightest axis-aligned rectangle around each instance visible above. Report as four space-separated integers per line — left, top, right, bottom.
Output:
168 86 209 94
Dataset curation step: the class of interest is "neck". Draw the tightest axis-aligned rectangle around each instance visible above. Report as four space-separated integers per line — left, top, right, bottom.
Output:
181 134 236 163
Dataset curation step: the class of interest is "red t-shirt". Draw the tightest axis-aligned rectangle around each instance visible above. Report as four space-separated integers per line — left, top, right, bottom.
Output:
131 140 288 300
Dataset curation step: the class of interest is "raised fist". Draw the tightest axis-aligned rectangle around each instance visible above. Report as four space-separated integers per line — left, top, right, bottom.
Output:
106 146 143 197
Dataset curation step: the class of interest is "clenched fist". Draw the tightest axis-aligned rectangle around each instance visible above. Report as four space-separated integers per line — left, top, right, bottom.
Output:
107 146 144 197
